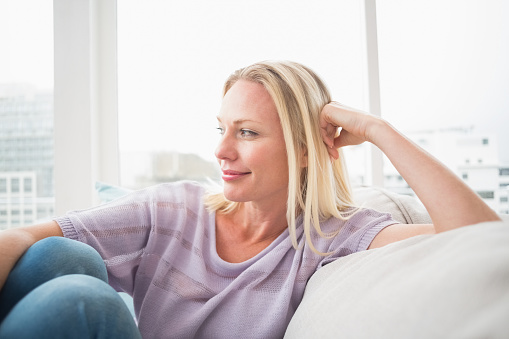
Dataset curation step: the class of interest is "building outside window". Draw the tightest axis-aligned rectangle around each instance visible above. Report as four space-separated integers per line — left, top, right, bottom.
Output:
0 0 54 229
376 0 509 213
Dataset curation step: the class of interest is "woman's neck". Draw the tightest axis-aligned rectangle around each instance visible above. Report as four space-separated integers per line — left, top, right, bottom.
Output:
215 202 288 263
232 202 288 240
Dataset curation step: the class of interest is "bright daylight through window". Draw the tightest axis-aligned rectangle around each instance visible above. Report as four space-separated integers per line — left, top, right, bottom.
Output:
117 0 370 190
377 0 509 213
3 1 506 231
118 0 508 214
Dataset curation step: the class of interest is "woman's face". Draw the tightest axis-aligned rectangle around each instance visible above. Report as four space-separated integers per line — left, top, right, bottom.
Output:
215 80 289 207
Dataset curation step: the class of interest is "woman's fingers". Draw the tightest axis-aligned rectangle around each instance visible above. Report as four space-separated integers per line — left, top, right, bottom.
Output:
320 102 372 151
319 114 337 149
334 129 365 149
326 143 340 160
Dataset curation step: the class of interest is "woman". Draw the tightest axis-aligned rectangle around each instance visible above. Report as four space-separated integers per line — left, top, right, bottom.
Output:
0 61 499 338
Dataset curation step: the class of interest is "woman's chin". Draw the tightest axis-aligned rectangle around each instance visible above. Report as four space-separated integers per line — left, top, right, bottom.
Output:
222 190 249 203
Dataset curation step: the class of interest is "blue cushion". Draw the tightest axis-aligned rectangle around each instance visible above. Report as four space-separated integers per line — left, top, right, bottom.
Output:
95 181 132 203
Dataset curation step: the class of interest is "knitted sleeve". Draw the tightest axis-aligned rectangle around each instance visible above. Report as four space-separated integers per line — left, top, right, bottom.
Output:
54 185 157 293
54 181 203 294
317 208 398 267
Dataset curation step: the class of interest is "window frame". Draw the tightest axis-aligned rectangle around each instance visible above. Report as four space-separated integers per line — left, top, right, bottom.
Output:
53 0 119 214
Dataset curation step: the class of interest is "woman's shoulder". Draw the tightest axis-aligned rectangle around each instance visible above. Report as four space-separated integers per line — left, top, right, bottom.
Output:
134 180 207 200
140 180 211 210
316 208 395 246
98 180 209 212
151 180 206 194
322 207 394 230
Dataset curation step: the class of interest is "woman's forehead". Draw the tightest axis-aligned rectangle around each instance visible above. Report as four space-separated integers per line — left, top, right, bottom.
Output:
218 80 279 123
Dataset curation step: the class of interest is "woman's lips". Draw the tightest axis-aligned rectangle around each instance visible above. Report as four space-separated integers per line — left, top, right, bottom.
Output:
221 169 251 182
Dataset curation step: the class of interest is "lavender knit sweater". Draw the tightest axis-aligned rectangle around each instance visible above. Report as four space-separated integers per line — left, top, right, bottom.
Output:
55 181 396 338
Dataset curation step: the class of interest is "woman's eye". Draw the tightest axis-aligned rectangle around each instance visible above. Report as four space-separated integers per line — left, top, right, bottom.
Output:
216 127 224 135
240 129 257 137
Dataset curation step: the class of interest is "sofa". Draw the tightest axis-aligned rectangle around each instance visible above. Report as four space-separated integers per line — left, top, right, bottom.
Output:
284 186 509 338
96 183 509 338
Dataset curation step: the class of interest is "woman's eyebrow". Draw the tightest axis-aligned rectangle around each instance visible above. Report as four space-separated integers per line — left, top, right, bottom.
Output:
216 117 261 125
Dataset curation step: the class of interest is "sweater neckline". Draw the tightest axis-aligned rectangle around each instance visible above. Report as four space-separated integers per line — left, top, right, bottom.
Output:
207 211 303 274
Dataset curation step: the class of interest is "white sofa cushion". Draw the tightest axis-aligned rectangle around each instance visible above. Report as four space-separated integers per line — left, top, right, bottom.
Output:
353 186 432 224
285 220 509 338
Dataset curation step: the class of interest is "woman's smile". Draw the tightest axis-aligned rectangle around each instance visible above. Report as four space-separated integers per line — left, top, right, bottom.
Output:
221 169 252 181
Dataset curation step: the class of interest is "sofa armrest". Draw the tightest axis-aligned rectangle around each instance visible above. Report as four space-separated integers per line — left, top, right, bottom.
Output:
353 186 431 224
285 219 509 338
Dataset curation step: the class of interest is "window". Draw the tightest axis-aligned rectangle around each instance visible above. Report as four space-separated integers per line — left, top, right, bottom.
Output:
118 0 370 189
24 177 32 193
11 178 19 193
0 0 54 229
29 1 508 217
0 178 6 193
477 191 495 200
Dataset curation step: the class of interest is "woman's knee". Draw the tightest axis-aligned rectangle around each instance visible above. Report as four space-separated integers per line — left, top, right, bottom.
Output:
13 237 107 282
0 237 107 322
0 275 140 339
45 274 129 318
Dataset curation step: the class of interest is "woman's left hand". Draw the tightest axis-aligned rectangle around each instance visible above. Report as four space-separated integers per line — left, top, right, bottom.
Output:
319 102 382 160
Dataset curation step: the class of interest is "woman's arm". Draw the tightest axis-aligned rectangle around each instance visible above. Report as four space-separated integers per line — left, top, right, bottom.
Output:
320 102 500 247
0 221 63 291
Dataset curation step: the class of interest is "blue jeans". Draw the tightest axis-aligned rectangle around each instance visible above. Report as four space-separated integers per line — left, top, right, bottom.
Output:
0 237 141 339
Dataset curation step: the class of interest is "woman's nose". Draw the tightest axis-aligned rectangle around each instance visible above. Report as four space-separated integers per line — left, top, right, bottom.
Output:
214 133 237 161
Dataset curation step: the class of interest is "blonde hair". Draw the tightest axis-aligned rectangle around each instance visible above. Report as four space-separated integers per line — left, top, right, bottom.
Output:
205 60 355 255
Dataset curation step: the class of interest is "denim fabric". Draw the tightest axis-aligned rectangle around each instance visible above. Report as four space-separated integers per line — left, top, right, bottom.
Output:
0 237 141 339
